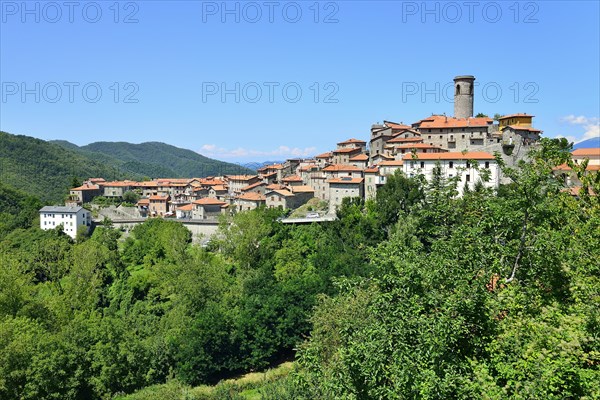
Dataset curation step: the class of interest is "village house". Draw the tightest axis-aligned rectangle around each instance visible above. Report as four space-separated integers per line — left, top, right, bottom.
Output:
332 147 363 164
412 115 494 150
99 181 133 198
136 198 150 217
315 151 333 168
235 192 266 211
379 160 405 177
176 203 193 219
349 153 369 169
265 189 295 209
68 183 101 205
227 175 261 194
281 175 304 187
402 151 499 194
327 177 364 212
39 206 91 239
192 197 227 219
364 166 383 200
240 181 267 194
149 195 170 216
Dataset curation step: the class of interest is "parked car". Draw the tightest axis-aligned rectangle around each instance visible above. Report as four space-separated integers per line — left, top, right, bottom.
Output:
306 212 320 218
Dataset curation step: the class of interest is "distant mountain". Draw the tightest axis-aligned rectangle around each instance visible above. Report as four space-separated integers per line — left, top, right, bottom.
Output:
573 138 600 149
1 131 142 203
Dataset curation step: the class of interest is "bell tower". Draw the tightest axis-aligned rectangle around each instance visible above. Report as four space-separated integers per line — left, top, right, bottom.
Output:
453 75 475 118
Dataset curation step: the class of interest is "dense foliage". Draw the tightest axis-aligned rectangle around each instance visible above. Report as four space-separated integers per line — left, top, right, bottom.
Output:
1 139 598 399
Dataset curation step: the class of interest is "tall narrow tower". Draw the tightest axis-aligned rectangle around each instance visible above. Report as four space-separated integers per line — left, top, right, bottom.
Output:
453 75 475 119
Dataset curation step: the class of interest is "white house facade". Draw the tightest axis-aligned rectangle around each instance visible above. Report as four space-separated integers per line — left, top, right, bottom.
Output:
39 206 92 239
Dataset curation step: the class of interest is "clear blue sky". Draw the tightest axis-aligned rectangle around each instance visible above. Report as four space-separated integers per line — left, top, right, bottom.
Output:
1 0 599 162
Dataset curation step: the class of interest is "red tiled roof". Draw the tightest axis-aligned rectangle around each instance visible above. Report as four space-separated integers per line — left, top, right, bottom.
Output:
211 185 228 192
372 153 395 160
241 181 265 191
364 166 379 173
349 154 369 161
315 152 333 159
572 148 600 157
149 195 169 201
417 115 493 129
323 164 362 172
227 175 258 181
266 183 286 190
394 143 446 149
327 177 364 184
337 138 366 145
379 160 404 166
290 185 315 193
506 125 541 132
177 204 193 211
136 199 150 205
282 175 303 182
237 192 266 201
194 198 227 206
267 189 294 197
384 121 411 130
402 151 495 161
333 147 362 154
498 113 534 120
71 184 99 191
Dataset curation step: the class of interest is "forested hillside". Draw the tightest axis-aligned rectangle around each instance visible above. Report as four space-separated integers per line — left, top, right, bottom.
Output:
1 139 598 400
0 131 141 202
69 141 254 177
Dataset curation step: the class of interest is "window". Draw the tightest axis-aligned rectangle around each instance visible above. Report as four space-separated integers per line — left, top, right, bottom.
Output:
456 84 461 95
428 135 431 139
485 161 490 169
449 161 454 168
420 161 424 168
462 135 465 139
428 129 431 133
466 162 471 168
466 174 471 182
439 135 442 139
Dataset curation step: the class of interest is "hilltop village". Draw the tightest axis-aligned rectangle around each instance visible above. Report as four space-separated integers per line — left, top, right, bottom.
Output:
40 75 599 238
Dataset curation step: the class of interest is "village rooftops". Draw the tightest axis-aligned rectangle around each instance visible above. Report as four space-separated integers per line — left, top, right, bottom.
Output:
553 163 600 171
226 175 259 181
327 177 364 184
364 166 379 173
572 148 600 157
290 185 315 193
193 198 227 206
237 192 266 201
333 147 363 154
177 204 193 211
322 164 362 172
136 199 150 206
402 151 495 161
315 151 333 159
149 195 169 200
337 138 366 145
384 121 411 130
241 181 266 191
379 160 405 166
349 154 369 161
40 206 85 213
498 113 535 120
266 189 294 197
71 184 100 191
281 175 303 182
505 125 542 132
416 115 493 129
266 183 287 190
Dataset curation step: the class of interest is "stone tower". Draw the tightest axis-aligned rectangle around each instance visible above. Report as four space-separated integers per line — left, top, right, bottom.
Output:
453 75 475 119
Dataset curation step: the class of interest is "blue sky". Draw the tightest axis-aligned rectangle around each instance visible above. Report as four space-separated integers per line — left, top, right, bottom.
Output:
1 0 599 162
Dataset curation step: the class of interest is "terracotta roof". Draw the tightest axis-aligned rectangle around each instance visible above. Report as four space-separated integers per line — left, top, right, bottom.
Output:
227 175 258 181
266 189 294 197
505 125 541 132
417 115 493 129
290 185 315 193
553 163 600 171
337 138 366 145
241 181 265 191
364 166 379 173
266 183 286 190
563 186 596 196
349 154 369 161
379 160 404 166
149 195 169 201
572 148 600 157
372 153 395 160
327 177 364 184
299 164 317 172
194 198 227 206
333 147 362 154
384 121 411 130
88 178 106 182
262 172 278 178
391 128 421 137
322 164 362 172
237 192 266 201
402 151 495 161
498 113 534 120
98 181 132 187
211 185 228 192
136 199 150 205
177 204 193 211
71 184 99 191
282 175 303 182
315 151 333 159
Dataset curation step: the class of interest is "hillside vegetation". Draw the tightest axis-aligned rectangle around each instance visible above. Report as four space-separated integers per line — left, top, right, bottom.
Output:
0 131 141 202
0 139 598 399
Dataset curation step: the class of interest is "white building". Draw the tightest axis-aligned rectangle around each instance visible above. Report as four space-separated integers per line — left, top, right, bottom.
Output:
402 151 500 194
39 206 92 239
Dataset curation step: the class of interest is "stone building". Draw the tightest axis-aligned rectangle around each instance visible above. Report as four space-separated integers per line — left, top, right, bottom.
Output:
453 75 475 119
